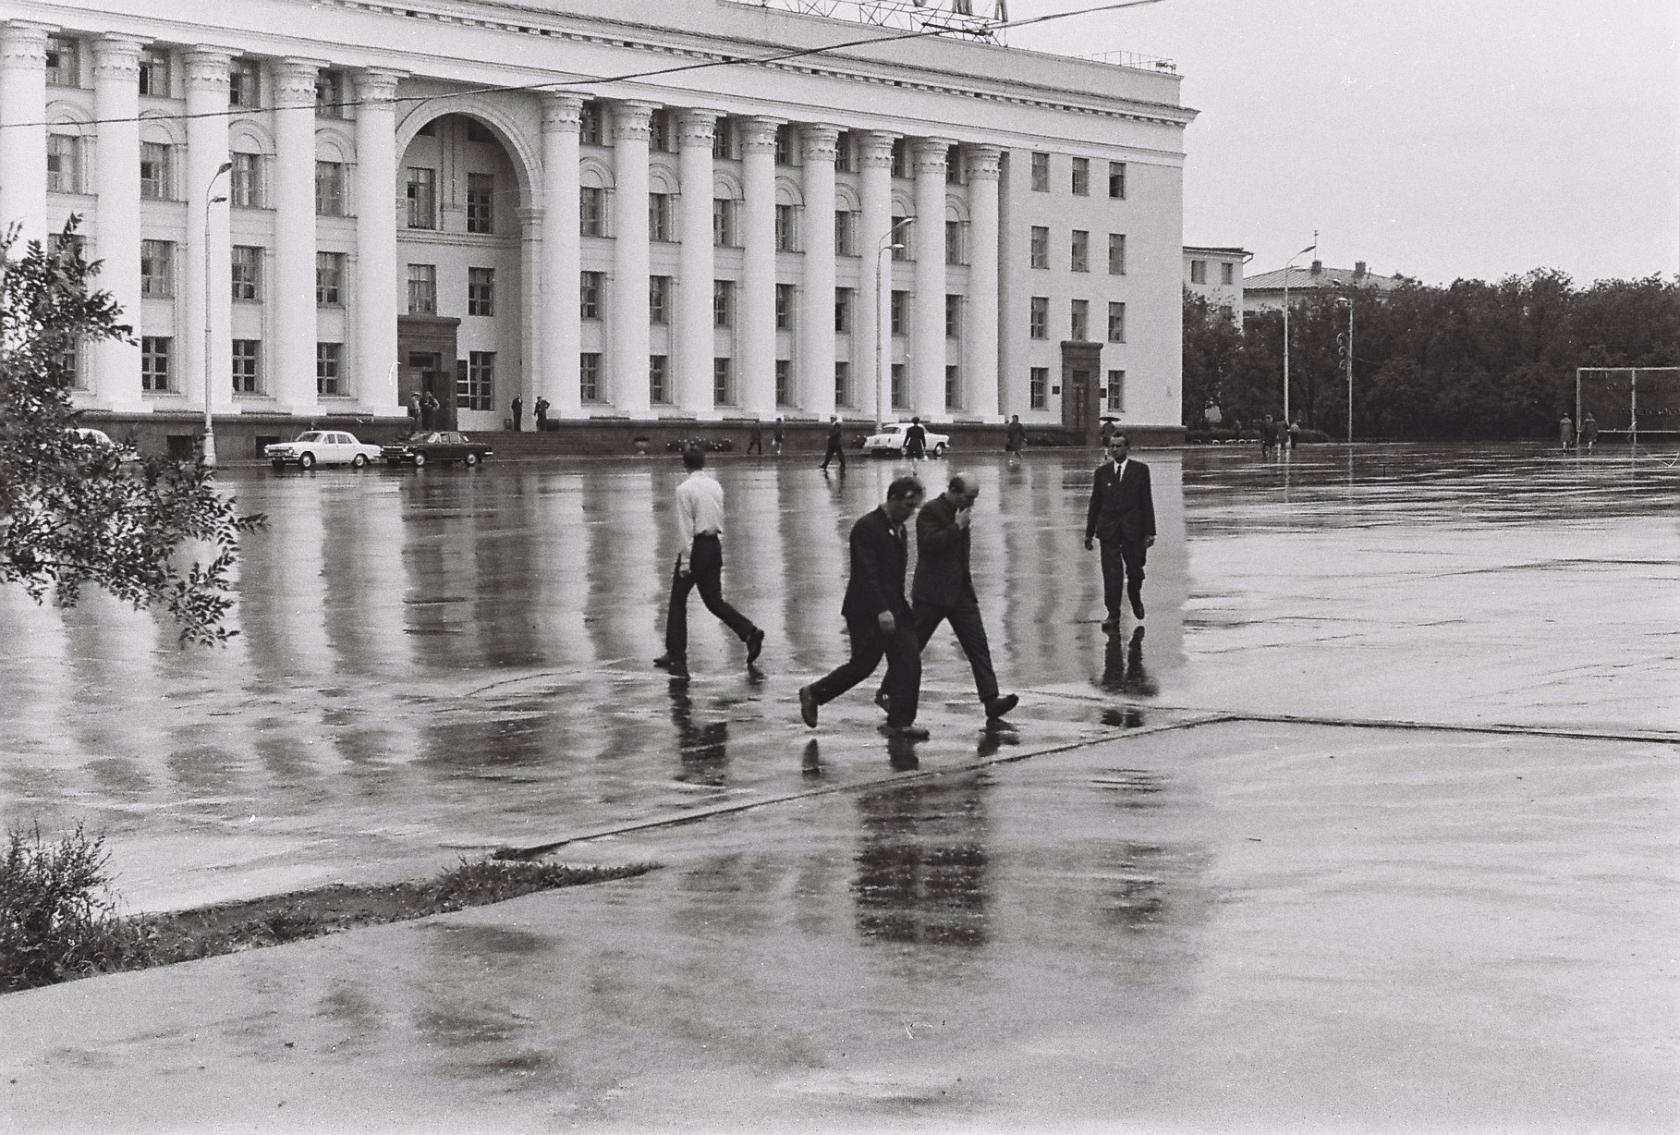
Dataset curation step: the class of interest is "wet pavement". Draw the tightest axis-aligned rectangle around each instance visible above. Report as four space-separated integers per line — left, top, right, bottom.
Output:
2 443 1677 1131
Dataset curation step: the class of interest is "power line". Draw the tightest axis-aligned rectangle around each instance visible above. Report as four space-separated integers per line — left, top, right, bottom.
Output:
10 0 1164 133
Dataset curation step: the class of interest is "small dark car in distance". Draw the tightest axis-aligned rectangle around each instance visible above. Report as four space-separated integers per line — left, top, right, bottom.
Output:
381 430 493 468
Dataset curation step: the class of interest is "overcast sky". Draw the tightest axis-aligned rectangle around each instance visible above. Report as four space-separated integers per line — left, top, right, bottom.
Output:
1007 0 1679 284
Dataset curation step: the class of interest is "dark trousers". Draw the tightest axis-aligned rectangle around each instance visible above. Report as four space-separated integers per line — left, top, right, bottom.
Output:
1098 535 1147 618
664 534 756 657
880 600 999 703
810 616 921 726
821 437 846 470
747 435 763 454
512 410 522 430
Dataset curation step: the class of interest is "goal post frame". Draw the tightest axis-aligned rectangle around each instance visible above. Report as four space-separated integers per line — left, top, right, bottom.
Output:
1575 366 1680 447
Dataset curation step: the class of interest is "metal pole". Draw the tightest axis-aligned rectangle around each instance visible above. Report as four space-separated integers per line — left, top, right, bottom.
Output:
874 216 913 430
1281 238 1316 427
1346 301 1354 443
201 161 232 468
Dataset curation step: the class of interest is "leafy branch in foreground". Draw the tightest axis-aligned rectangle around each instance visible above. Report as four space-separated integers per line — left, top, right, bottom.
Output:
0 218 263 645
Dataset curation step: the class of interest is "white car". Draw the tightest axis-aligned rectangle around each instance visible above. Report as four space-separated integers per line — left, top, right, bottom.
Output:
266 430 383 470
68 427 141 464
862 421 951 458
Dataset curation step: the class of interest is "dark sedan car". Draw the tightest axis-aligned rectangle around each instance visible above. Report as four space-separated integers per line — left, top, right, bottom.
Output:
380 430 494 467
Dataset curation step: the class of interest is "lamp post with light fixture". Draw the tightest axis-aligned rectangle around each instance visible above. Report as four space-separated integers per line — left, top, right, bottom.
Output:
874 215 914 430
201 159 232 467
1281 235 1316 427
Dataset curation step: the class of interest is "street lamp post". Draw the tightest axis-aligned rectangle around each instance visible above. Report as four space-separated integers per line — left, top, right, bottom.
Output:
201 160 233 467
1336 297 1354 442
1281 236 1316 427
874 216 914 430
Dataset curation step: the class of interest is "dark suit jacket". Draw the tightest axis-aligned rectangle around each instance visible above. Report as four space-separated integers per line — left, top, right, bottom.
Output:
842 507 912 623
1086 458 1156 545
911 494 975 607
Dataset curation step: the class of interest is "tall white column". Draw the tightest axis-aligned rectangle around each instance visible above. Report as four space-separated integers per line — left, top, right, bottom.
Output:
911 137 951 419
963 144 1002 419
609 100 654 417
997 148 1027 417
798 123 839 418
273 58 321 415
519 204 542 413
184 48 233 414
354 68 402 413
540 93 582 417
739 116 781 417
677 108 719 417
0 22 51 248
857 130 895 423
91 36 145 410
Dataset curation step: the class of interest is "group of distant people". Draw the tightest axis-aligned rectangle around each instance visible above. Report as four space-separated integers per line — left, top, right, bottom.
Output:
1559 412 1599 452
652 433 1156 743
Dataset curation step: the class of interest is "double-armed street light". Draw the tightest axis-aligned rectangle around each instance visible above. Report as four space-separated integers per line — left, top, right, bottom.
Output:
201 160 233 468
874 215 915 430
1281 235 1316 427
1336 296 1354 442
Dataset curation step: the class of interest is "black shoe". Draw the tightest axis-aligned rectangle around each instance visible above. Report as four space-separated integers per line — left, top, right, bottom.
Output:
985 693 1019 721
881 723 930 741
653 654 687 673
873 690 892 714
1130 593 1145 620
1101 616 1120 633
798 685 819 728
745 628 765 667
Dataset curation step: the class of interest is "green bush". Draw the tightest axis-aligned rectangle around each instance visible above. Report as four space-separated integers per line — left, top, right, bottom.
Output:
0 823 150 992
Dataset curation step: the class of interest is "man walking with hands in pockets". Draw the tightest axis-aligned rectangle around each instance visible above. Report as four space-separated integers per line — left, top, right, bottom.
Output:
654 447 765 678
1086 432 1156 631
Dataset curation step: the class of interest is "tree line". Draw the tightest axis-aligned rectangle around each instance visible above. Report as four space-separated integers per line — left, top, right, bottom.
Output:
1182 271 1680 439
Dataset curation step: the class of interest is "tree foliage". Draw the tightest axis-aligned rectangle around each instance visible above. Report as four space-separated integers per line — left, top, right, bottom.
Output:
1 220 262 644
1184 272 1680 438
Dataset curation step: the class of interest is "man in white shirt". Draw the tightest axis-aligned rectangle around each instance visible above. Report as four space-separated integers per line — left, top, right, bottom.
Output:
655 447 765 677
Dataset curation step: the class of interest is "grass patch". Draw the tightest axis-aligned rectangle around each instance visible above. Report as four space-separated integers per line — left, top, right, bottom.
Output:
2 824 655 995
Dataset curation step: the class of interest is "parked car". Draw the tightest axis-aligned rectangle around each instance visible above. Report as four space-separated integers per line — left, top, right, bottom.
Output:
68 427 141 465
266 430 383 470
380 430 493 467
861 421 951 457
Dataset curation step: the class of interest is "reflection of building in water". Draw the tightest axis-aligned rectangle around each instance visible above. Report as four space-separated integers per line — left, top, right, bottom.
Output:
853 773 991 947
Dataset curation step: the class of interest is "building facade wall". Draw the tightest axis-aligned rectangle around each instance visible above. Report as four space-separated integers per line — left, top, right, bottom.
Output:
1183 247 1246 329
2 0 1194 431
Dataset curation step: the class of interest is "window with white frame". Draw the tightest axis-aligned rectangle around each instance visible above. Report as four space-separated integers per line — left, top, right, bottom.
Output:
581 186 607 237
1107 369 1125 411
140 142 171 200
579 352 602 401
713 357 734 404
467 267 494 316
459 351 494 411
649 355 670 404
1190 259 1206 284
714 279 735 327
314 71 347 118
579 102 603 145
138 49 168 97
1030 225 1048 269
407 264 436 315
891 214 911 261
945 293 961 339
46 134 81 193
466 173 494 234
1222 261 1235 285
1030 366 1048 409
836 288 853 333
228 59 259 108
775 359 791 406
405 167 436 229
1030 151 1049 192
774 125 796 166
650 275 671 325
891 362 906 409
1107 302 1126 343
1071 298 1089 341
891 290 908 336
711 118 732 159
230 151 262 207
649 192 674 242
231 339 261 394
834 132 855 172
835 361 850 408
945 219 967 266
775 284 793 330
141 240 175 297
1108 161 1126 199
1071 157 1090 196
774 203 798 252
945 365 959 410
45 36 78 87
1029 296 1048 339
231 245 262 301
314 160 345 216
648 109 672 153
316 342 343 396
142 336 172 392
835 209 857 256
1070 229 1089 273
316 251 343 305
891 138 911 178
713 197 737 246
1109 233 1127 276
580 271 603 319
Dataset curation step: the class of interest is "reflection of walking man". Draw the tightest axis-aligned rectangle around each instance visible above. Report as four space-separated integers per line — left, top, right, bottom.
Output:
800 477 927 740
877 474 1017 723
1085 432 1156 631
654 447 765 678
820 416 846 471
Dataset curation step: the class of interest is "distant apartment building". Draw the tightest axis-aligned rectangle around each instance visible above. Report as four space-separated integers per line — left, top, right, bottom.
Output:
1243 259 1405 313
1183 245 1248 328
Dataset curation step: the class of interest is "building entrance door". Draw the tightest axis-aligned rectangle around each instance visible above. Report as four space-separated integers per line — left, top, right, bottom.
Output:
398 315 460 430
1060 341 1103 446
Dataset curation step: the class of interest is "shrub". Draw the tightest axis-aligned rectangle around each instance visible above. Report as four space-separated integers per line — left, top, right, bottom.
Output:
0 823 150 992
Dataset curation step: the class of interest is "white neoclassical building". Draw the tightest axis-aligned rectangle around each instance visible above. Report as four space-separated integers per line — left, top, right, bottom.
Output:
0 0 1194 440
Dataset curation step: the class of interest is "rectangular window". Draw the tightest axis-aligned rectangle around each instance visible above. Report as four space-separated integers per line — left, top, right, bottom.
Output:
649 355 670 404
836 287 853 333
945 293 961 339
891 138 911 178
1071 299 1089 341
1030 225 1048 269
315 251 344 305
1030 151 1049 192
775 284 793 330
467 267 495 316
140 142 171 200
579 352 602 401
580 271 603 319
231 245 262 301
407 264 437 315
1108 161 1126 199
774 203 797 252
1107 369 1125 412
45 36 78 87
459 350 494 411
314 71 346 118
228 59 258 107
775 358 791 406
138 49 168 97
1109 233 1127 276
48 232 85 260
945 365 959 410
314 160 345 216
141 240 174 297
774 124 795 166
46 135 80 194
835 361 850 408
711 118 732 160
650 275 671 325
231 339 261 394
1029 366 1048 410
945 220 967 266
712 198 736 246
1107 301 1126 343
834 210 856 257
891 215 911 261
649 192 674 242
580 103 603 146
316 342 342 396
1070 229 1089 273
890 289 908 336
713 357 734 405
1222 262 1235 285
466 172 494 234
405 167 436 229
714 279 735 328
1190 259 1206 285
1029 296 1049 339
891 363 906 409
648 109 672 153
581 186 607 237
1072 157 1090 196
142 336 172 392
834 131 854 172
946 146 963 186
230 152 261 208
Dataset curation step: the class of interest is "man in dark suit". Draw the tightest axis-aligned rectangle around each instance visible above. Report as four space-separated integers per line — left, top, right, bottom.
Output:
820 415 846 471
876 473 1017 722
1085 432 1156 631
799 476 927 740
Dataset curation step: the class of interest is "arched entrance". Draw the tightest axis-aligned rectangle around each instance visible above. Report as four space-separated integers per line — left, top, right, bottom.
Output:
394 109 536 434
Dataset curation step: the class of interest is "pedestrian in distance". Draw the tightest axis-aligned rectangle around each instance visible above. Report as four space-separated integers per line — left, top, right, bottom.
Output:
654 447 766 679
406 391 421 436
1582 412 1598 453
746 422 764 455
904 417 928 462
875 473 1018 723
799 476 928 740
534 396 550 430
1005 414 1027 463
1559 412 1574 450
1085 432 1156 631
820 415 847 472
1099 418 1116 450
1287 418 1301 451
511 395 523 431
420 390 439 430
1259 413 1278 458
772 418 786 457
